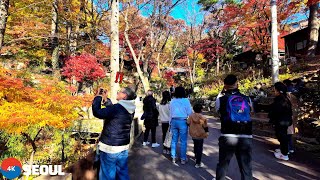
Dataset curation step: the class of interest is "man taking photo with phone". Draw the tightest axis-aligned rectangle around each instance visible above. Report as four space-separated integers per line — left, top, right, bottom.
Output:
92 87 137 180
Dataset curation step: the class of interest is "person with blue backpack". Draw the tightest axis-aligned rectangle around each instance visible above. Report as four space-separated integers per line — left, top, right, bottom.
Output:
215 74 253 180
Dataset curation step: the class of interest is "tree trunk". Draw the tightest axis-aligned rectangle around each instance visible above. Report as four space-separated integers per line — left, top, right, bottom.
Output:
0 0 9 51
156 52 161 77
61 131 65 162
110 0 120 102
307 2 319 57
51 0 60 78
26 150 35 180
216 57 220 75
187 56 194 85
67 23 79 56
271 0 279 83
124 4 149 93
71 26 79 56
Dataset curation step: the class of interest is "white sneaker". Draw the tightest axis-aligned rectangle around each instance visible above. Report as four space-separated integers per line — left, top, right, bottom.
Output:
152 143 160 148
274 152 289 161
275 149 281 153
142 141 150 146
195 163 204 168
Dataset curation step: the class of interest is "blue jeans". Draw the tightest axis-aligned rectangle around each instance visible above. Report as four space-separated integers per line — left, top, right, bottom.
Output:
216 136 252 180
99 150 130 180
170 119 188 160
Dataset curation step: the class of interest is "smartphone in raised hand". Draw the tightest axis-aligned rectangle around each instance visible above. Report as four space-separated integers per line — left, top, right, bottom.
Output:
99 88 105 95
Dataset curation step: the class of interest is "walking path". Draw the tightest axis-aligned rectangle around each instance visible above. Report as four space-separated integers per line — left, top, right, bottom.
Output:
128 114 320 180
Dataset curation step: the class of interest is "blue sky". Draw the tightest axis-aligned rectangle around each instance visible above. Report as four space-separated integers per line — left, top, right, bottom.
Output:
170 0 205 25
142 0 308 26
140 0 205 26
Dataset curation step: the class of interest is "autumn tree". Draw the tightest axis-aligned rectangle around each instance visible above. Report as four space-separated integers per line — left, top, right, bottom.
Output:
122 0 185 93
0 0 9 51
198 0 294 54
62 53 105 93
0 66 85 164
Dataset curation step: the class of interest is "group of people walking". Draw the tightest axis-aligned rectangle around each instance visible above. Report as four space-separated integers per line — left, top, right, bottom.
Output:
91 73 298 180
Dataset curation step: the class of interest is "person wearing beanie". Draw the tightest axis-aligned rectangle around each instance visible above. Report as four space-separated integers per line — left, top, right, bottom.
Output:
269 82 293 161
215 74 253 180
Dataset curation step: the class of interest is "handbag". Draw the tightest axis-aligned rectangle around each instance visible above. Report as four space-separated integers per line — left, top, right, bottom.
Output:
163 126 172 148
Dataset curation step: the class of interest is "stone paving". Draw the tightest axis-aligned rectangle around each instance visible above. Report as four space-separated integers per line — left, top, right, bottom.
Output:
128 115 320 180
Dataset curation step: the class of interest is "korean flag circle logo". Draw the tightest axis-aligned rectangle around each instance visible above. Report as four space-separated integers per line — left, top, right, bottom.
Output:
0 158 22 179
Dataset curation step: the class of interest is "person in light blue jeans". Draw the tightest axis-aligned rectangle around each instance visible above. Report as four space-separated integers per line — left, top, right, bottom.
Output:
99 150 129 180
170 86 192 165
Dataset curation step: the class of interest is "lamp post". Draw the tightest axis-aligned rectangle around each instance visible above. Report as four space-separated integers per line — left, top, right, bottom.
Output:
271 0 279 83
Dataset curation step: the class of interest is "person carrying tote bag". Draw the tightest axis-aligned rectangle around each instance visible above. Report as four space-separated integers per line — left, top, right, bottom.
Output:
159 90 172 154
163 126 172 149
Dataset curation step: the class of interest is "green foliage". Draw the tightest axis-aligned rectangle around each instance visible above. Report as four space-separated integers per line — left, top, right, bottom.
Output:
279 73 300 81
238 78 271 95
0 133 27 162
198 84 223 100
198 0 241 11
16 70 36 87
199 72 300 99
150 76 168 97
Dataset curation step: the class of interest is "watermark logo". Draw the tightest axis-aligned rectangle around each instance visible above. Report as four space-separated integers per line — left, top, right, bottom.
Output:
22 165 65 176
0 157 65 178
0 157 22 179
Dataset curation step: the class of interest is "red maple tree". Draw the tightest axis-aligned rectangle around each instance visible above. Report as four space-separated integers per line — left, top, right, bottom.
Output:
192 38 225 63
62 53 105 83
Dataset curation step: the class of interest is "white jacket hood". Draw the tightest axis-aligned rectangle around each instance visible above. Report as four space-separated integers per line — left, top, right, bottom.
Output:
118 100 136 114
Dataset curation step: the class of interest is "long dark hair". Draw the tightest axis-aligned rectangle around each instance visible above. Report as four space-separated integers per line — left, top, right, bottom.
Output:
274 82 292 109
174 86 186 98
274 82 287 95
160 91 171 105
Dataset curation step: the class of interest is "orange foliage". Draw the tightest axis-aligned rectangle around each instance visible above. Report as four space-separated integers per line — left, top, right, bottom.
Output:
0 66 86 135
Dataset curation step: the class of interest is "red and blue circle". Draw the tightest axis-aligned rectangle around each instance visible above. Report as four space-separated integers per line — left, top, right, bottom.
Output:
0 158 22 179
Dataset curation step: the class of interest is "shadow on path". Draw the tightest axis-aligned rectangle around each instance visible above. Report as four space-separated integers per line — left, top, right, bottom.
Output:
129 117 320 180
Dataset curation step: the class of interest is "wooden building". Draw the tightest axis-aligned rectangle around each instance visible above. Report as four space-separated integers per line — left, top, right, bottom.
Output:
282 28 320 57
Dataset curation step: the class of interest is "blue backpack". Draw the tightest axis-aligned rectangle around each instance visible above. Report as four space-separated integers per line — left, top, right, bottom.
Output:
226 95 251 123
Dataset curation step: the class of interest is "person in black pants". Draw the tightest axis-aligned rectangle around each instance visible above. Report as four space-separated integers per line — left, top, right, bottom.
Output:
269 82 293 161
187 104 209 168
158 91 171 154
142 90 160 148
215 74 253 180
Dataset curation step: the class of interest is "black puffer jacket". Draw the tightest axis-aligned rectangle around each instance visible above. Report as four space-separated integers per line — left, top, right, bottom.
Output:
92 96 136 146
268 95 293 127
142 95 159 128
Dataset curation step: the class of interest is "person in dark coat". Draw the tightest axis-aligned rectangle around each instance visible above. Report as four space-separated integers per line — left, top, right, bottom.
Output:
142 90 160 148
269 82 293 161
92 87 137 180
